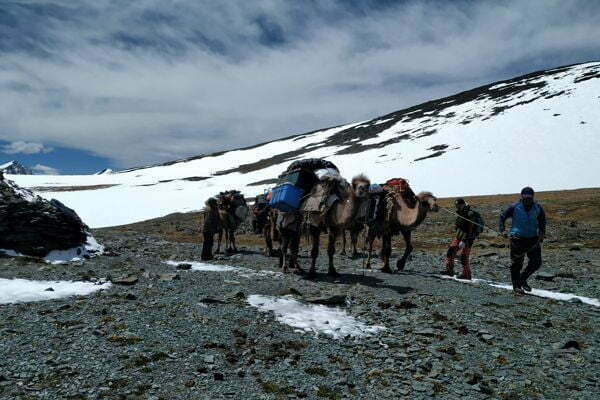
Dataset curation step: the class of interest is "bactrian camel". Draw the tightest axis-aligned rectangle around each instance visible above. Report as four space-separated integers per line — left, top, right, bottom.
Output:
366 190 438 273
216 193 249 254
305 174 371 278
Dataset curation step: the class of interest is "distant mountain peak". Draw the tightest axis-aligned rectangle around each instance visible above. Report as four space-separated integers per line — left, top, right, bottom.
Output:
0 160 33 175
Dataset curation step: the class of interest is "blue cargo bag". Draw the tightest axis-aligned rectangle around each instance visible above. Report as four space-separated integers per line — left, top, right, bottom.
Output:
268 183 304 212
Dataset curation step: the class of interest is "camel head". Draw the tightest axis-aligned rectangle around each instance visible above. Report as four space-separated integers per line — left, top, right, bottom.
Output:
351 174 371 199
417 191 439 212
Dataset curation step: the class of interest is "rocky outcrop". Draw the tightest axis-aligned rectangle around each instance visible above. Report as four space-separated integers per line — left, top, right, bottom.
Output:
0 177 91 257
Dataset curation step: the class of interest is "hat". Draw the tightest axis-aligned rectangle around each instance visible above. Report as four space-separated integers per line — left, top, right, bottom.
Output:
454 198 466 206
520 187 535 196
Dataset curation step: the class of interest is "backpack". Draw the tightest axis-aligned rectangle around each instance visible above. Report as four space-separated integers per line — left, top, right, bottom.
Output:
470 209 485 236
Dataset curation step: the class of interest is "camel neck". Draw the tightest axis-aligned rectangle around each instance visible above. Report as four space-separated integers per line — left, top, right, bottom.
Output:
394 193 422 226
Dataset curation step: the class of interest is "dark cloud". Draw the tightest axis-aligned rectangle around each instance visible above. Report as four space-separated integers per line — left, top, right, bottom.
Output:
0 0 599 168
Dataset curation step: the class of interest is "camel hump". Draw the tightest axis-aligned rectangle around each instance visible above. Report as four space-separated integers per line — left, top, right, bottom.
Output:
383 178 417 209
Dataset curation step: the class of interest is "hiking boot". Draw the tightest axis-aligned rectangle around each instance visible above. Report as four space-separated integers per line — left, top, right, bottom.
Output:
456 273 471 280
513 288 525 295
522 282 532 292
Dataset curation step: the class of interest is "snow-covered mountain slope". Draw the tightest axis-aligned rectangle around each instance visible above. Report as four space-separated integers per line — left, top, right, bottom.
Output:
10 62 600 228
0 161 33 175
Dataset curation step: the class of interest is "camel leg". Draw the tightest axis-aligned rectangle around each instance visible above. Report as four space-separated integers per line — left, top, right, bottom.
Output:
291 231 303 274
230 230 238 252
396 230 413 271
216 230 223 254
264 224 273 256
280 231 289 273
351 228 360 259
327 229 340 277
381 234 393 273
308 226 320 279
340 230 347 255
366 230 375 269
223 229 230 253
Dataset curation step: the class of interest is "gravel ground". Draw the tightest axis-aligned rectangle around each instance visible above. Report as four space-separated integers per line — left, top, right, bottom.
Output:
1 229 599 400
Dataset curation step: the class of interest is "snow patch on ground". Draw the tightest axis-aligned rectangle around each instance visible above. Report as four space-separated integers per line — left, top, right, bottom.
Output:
439 275 600 307
0 235 104 264
164 260 238 272
46 235 105 264
247 294 386 339
0 278 111 304
165 260 283 278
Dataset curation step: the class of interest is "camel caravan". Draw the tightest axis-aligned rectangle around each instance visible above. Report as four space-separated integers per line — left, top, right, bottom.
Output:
201 158 439 279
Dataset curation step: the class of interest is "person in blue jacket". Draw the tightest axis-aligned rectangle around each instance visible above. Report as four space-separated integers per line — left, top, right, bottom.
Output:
499 187 546 294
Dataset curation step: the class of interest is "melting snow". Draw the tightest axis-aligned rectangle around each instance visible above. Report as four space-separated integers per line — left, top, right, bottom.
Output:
0 235 104 264
440 275 600 307
0 278 111 304
247 295 385 339
164 260 238 272
165 260 283 278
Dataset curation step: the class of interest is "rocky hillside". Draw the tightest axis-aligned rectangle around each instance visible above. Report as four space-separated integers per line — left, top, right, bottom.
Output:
10 61 600 228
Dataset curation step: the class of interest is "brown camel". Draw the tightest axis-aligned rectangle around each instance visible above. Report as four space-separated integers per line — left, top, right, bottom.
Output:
366 190 438 273
341 222 365 258
305 174 371 278
216 192 249 253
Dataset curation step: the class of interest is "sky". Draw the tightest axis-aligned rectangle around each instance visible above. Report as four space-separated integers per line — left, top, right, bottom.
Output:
1 0 599 174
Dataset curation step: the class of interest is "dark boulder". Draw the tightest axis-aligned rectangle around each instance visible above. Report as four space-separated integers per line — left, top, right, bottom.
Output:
0 178 90 257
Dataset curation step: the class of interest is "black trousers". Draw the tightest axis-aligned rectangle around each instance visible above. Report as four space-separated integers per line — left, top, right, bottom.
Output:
201 232 214 261
510 236 542 289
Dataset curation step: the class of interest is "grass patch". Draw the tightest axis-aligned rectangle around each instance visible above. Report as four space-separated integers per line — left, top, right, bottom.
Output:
496 355 508 365
261 381 295 396
316 385 341 400
433 381 446 393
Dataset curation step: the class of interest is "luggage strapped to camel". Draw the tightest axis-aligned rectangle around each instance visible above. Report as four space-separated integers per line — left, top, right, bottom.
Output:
217 190 248 222
269 158 342 214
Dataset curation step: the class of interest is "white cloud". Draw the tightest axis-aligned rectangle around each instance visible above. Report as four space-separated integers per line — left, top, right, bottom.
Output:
2 141 53 155
0 1 599 168
32 164 60 175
